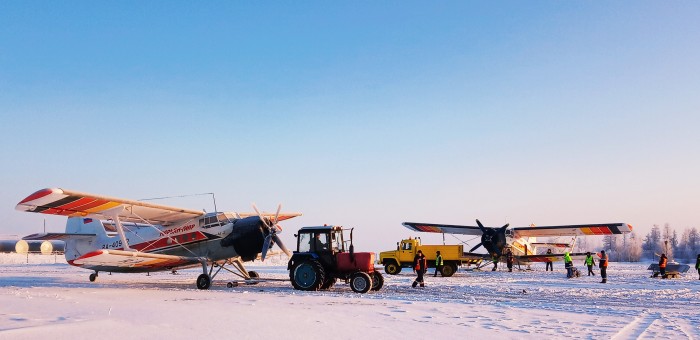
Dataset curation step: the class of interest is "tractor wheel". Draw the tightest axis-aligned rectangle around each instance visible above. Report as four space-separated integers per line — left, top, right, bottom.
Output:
384 262 401 275
350 272 372 293
441 263 457 277
196 274 211 290
290 260 325 291
321 277 336 290
371 271 384 291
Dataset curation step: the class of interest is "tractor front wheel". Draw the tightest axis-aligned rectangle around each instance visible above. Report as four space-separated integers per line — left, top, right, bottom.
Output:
290 260 325 291
350 272 372 293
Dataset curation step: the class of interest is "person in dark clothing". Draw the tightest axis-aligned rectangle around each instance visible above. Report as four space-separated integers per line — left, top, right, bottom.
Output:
434 251 443 277
412 250 427 288
696 254 700 280
584 252 596 276
599 250 608 283
545 248 553 271
659 253 668 278
506 249 514 272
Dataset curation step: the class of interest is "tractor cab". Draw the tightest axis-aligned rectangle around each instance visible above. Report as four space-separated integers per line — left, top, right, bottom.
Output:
296 225 345 254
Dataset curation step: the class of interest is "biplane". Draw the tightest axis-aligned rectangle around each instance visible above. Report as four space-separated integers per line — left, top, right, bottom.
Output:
402 219 633 265
15 188 301 289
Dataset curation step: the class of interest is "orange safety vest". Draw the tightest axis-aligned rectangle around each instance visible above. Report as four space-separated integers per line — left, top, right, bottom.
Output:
414 257 427 271
659 257 667 268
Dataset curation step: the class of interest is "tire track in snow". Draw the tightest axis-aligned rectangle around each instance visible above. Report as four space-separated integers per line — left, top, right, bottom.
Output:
611 310 657 340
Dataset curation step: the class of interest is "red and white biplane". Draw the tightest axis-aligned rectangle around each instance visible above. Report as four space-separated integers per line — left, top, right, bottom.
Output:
16 188 301 289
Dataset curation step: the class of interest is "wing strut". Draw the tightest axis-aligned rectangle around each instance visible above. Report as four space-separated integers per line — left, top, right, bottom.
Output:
103 207 132 251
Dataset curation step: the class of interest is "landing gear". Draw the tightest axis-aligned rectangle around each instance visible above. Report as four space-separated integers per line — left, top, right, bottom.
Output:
196 274 211 290
89 272 98 282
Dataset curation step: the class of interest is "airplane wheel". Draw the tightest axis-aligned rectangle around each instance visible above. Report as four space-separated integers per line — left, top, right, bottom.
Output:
290 260 324 291
89 273 98 282
384 262 401 275
371 271 384 291
350 272 372 293
196 274 211 290
247 271 260 285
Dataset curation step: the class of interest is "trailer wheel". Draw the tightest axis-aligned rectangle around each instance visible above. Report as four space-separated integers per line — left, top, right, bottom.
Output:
384 262 401 275
371 271 384 291
350 272 372 293
441 263 457 277
290 260 325 291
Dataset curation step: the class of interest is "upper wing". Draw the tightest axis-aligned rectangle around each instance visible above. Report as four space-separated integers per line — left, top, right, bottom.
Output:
402 222 482 235
16 188 204 226
71 249 201 269
512 223 632 238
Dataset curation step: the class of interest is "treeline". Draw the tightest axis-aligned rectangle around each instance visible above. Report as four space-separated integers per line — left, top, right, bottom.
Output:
573 224 700 263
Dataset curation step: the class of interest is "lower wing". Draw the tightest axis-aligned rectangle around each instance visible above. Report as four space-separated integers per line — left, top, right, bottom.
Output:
71 249 201 269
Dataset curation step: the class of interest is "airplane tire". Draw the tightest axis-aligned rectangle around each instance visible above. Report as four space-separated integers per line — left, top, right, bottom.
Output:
384 262 401 275
291 260 325 291
371 271 384 291
89 273 97 282
350 272 372 293
196 274 211 290
247 270 260 285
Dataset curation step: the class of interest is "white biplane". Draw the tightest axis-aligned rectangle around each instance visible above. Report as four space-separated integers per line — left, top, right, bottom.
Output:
402 219 633 265
16 188 301 289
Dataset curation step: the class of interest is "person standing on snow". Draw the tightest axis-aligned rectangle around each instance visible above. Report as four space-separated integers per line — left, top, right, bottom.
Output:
492 254 499 271
545 248 553 271
659 253 668 278
434 250 443 277
585 252 596 276
506 249 515 272
599 250 608 283
412 250 427 288
564 251 573 278
696 254 700 280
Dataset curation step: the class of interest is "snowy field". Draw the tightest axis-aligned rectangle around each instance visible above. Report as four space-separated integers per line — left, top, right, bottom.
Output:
1 254 699 340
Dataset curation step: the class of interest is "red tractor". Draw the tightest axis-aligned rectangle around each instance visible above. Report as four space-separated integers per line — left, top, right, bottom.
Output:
288 226 383 293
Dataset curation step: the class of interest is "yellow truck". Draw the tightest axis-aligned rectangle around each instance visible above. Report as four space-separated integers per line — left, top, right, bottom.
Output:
378 238 482 277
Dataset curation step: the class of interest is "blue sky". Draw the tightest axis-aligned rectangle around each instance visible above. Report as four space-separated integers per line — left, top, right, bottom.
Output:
1 2 699 251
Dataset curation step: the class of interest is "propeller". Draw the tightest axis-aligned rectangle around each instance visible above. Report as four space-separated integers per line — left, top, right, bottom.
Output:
468 219 509 257
253 203 292 261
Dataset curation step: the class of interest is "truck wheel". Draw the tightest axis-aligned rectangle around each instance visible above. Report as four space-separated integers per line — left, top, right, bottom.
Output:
290 260 325 291
384 262 401 275
441 263 457 277
371 271 384 291
350 272 372 293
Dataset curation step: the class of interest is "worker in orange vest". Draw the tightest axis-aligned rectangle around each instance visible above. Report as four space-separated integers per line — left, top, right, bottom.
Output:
659 253 668 278
598 250 608 283
412 250 428 288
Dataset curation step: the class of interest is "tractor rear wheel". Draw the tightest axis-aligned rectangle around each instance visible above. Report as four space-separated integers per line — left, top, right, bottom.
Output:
290 260 325 291
350 272 372 293
384 262 401 275
371 271 384 291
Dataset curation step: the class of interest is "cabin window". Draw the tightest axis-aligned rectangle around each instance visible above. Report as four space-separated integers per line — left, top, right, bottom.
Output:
402 242 412 250
298 233 311 253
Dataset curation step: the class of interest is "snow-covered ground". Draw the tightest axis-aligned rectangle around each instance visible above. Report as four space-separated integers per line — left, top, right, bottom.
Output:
1 254 698 339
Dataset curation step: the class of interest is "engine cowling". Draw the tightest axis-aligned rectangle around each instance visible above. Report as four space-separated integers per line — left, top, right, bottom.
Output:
220 217 268 261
